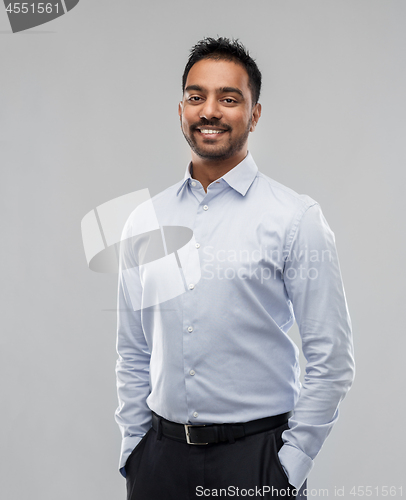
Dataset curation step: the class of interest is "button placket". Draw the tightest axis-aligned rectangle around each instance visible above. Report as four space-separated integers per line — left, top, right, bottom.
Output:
182 192 217 425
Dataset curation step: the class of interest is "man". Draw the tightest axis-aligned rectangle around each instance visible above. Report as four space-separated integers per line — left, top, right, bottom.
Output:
115 37 355 499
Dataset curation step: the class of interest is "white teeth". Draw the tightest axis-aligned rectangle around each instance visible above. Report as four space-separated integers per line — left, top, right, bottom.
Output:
199 129 224 134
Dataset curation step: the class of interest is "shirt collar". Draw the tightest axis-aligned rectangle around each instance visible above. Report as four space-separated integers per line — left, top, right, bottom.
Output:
176 151 258 197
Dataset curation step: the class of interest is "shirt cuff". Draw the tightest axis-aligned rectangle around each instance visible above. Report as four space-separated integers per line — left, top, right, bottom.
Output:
118 435 143 478
278 443 314 490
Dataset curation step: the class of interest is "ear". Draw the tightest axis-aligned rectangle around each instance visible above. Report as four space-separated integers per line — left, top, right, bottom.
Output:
178 101 183 118
250 103 262 132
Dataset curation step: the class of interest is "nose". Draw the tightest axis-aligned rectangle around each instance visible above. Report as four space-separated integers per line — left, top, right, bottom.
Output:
199 97 223 121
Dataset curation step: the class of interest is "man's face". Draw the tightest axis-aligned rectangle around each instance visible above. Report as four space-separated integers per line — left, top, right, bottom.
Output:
178 58 261 162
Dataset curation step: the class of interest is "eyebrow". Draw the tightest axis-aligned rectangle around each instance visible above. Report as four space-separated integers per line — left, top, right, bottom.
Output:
185 85 245 99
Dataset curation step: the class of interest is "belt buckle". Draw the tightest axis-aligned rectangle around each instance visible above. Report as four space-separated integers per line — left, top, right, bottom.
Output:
184 424 208 445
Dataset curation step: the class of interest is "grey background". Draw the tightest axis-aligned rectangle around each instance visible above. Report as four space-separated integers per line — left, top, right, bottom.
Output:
1 1 405 499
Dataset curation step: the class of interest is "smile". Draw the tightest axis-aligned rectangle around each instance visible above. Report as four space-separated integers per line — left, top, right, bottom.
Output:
196 128 228 138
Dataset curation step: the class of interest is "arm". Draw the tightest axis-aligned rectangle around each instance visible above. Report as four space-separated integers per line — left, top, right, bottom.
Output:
278 203 355 490
115 225 152 478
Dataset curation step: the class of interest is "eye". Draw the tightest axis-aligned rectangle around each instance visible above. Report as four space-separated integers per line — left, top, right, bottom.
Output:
222 98 237 104
188 96 203 102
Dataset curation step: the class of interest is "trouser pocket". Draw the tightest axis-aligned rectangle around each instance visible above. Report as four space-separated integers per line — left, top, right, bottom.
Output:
267 423 296 497
126 429 152 500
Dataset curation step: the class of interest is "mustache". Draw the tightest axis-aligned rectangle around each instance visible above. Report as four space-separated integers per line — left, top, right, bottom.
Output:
191 121 231 131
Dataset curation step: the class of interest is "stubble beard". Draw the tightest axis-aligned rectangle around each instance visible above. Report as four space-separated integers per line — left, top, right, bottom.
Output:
181 117 252 161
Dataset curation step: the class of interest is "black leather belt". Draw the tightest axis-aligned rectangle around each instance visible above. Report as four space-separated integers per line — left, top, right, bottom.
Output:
151 411 292 445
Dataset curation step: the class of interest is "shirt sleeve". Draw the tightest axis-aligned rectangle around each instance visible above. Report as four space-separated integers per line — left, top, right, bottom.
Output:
115 221 152 478
278 203 355 490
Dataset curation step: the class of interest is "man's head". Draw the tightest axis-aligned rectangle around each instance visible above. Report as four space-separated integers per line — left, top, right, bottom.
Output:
179 37 262 165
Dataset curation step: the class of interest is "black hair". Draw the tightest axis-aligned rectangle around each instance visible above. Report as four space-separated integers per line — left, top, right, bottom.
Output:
182 37 262 105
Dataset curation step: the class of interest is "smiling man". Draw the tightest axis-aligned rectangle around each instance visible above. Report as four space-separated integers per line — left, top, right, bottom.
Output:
115 37 355 500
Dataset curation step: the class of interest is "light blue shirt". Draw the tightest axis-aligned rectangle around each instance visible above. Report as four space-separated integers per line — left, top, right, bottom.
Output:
115 152 355 490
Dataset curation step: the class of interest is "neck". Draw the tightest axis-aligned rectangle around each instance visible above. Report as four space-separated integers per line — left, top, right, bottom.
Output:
190 149 248 192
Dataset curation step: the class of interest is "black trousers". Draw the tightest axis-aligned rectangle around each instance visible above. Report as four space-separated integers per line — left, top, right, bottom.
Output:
125 421 307 499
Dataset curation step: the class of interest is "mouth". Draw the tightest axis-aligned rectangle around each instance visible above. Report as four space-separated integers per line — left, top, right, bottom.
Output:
195 127 228 138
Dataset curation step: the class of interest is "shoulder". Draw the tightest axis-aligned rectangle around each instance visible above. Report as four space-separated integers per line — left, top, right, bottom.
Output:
252 171 320 233
150 178 185 206
252 171 328 254
255 171 318 214
122 179 185 237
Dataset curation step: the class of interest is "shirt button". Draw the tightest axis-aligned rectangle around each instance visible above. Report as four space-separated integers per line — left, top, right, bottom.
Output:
188 326 193 332
189 284 195 290
191 181 196 187
189 369 195 376
203 205 209 211
195 243 200 249
193 412 199 418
